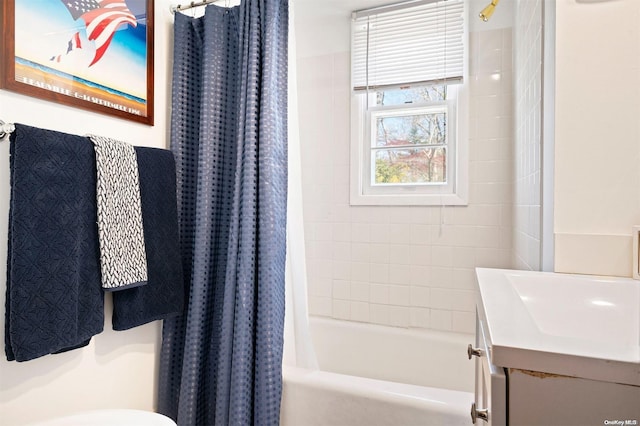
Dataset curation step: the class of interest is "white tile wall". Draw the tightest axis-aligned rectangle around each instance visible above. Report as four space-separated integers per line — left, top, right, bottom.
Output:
298 29 513 335
513 0 542 271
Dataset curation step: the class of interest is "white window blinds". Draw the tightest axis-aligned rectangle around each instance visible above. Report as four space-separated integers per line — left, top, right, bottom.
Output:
351 0 465 92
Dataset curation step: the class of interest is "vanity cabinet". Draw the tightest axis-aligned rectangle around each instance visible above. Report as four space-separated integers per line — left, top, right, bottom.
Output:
472 268 640 426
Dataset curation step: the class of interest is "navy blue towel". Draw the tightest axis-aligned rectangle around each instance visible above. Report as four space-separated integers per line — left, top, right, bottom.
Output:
5 124 104 362
111 147 184 331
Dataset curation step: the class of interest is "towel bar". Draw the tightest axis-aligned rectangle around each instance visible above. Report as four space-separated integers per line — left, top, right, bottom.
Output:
0 120 15 142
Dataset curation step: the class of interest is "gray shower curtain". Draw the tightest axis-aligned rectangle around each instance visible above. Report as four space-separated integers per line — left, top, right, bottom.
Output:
158 1 288 424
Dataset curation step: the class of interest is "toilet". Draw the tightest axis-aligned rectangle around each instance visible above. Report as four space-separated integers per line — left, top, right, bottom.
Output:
29 409 177 426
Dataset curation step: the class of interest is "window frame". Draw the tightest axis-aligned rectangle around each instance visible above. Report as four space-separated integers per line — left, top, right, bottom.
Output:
350 83 468 206
365 94 455 195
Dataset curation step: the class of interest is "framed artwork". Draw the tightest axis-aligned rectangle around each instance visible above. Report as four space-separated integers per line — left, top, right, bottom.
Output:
0 0 154 125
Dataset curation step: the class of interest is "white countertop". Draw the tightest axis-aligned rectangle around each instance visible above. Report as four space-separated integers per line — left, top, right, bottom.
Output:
475 268 640 386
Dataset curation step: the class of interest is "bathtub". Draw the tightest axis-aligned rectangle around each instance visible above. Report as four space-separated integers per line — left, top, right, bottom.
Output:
281 317 475 426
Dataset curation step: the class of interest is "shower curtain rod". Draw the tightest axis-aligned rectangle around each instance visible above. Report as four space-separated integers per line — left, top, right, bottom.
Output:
170 0 227 13
0 120 15 142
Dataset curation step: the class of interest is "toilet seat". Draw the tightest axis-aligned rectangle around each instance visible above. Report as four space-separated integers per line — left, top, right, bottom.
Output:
28 409 177 426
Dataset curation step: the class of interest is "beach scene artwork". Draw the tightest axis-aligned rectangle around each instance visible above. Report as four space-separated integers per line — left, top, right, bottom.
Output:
12 0 150 120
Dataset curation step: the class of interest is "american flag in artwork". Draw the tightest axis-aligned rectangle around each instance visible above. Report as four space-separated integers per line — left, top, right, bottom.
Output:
59 0 138 66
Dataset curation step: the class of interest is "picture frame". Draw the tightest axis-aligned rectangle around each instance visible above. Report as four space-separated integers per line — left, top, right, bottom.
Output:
0 0 154 125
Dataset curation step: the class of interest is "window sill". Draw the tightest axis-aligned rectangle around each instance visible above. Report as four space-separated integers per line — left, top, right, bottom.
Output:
349 191 468 206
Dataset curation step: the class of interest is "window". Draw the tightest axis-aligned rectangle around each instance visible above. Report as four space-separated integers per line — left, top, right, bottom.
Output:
350 0 468 206
363 84 456 195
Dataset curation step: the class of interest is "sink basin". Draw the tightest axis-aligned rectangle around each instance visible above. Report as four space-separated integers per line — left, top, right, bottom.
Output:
510 273 637 346
475 268 640 386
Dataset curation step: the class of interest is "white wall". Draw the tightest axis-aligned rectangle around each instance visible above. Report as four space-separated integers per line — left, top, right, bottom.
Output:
297 6 514 334
0 2 176 424
554 0 640 277
512 0 543 271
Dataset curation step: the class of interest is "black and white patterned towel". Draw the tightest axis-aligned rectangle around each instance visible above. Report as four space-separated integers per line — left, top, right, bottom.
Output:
89 135 148 291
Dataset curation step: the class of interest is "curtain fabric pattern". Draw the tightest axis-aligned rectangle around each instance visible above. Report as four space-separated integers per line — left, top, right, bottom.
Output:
158 1 288 424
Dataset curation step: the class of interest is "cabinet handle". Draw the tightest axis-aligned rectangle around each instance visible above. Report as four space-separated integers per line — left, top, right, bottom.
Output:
467 343 483 359
470 402 489 423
